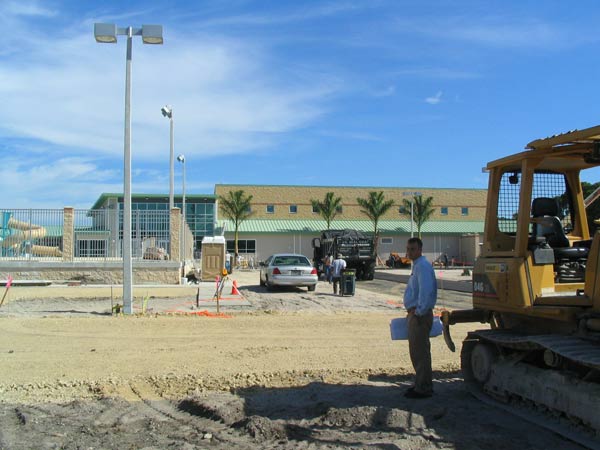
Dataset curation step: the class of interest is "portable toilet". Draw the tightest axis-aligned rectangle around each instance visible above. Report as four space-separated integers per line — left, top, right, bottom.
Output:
201 236 226 281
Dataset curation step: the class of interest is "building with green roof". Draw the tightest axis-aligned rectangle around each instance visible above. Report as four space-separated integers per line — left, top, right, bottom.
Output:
92 193 217 254
214 184 486 265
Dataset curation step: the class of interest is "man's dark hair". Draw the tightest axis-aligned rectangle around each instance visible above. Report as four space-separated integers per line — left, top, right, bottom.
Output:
407 237 423 249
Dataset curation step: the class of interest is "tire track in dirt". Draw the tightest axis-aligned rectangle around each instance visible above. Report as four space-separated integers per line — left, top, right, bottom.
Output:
126 378 256 448
0 407 29 448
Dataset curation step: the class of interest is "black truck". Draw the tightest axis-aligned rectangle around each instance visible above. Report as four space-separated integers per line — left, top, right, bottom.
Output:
312 229 376 280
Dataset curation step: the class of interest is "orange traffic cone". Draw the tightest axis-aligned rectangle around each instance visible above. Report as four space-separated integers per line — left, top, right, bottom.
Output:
231 280 241 295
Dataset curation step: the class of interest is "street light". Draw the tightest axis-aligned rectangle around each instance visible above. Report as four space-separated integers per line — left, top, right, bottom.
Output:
402 191 422 238
94 23 163 314
177 154 186 268
161 105 174 211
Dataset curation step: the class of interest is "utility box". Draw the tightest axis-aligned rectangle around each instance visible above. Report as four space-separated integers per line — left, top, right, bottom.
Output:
201 236 226 281
341 269 356 296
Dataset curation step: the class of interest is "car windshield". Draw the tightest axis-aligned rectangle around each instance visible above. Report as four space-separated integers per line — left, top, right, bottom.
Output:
272 256 310 266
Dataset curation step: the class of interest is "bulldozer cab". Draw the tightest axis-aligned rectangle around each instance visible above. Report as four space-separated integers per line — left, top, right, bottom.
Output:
475 125 600 319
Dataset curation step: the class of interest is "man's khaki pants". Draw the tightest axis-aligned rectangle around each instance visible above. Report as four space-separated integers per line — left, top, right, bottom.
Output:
407 309 433 394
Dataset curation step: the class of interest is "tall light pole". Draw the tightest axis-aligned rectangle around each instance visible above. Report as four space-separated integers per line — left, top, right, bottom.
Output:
177 154 186 269
402 191 422 238
94 23 163 314
161 105 174 210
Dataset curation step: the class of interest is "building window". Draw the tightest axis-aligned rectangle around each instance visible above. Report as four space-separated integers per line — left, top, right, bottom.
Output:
461 207 469 216
312 204 320 213
381 237 393 244
266 205 274 214
399 206 408 214
289 205 298 214
245 205 252 213
441 207 448 215
336 206 343 213
226 239 256 254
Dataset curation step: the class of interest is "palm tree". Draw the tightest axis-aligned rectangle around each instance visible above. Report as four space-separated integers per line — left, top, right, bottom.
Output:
311 192 342 229
218 190 254 264
356 191 394 256
401 195 435 238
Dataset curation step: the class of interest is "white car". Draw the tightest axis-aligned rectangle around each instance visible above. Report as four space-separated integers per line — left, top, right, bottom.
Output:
259 253 318 291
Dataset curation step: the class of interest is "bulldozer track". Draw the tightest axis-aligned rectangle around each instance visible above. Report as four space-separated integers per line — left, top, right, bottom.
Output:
472 330 600 370
462 334 600 449
468 384 600 450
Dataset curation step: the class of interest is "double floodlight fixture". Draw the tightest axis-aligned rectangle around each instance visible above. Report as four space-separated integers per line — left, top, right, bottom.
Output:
177 154 185 163
161 105 172 119
94 23 163 44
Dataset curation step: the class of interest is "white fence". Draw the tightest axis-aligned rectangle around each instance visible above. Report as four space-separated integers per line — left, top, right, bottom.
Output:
0 208 173 262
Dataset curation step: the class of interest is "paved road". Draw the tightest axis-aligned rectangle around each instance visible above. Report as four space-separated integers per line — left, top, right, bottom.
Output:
360 275 473 312
374 270 473 293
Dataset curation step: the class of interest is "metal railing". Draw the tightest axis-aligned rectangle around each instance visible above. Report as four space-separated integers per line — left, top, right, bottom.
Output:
0 209 64 260
73 209 171 261
0 208 173 262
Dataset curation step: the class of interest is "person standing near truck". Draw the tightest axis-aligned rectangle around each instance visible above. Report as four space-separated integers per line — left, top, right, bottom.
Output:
323 253 333 283
403 237 437 399
331 253 346 295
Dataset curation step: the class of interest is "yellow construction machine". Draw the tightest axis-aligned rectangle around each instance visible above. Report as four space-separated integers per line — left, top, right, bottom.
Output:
441 124 600 432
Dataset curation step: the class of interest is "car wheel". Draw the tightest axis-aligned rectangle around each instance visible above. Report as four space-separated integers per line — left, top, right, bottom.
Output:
266 278 275 291
307 284 316 292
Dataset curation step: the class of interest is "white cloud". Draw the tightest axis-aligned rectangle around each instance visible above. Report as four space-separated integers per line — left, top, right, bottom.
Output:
318 129 384 142
0 28 334 160
371 85 396 97
425 91 443 105
444 20 556 48
2 0 56 18
394 16 575 49
0 155 120 209
0 5 341 208
193 1 372 28
394 67 480 80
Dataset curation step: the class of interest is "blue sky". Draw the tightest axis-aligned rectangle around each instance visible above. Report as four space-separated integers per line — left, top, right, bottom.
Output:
2 0 600 209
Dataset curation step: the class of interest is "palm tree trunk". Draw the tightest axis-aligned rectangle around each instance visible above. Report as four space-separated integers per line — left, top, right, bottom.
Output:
234 226 239 260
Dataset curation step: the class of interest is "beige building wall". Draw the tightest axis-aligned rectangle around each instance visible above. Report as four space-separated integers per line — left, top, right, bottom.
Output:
215 185 487 221
238 234 315 262
230 233 479 266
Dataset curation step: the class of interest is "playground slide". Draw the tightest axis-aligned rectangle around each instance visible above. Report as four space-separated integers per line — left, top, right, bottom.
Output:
1 216 62 257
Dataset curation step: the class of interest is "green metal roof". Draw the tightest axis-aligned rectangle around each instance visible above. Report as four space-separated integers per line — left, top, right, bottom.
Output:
219 219 484 234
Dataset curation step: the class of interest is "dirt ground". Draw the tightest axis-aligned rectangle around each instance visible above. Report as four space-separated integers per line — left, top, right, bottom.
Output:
0 270 586 449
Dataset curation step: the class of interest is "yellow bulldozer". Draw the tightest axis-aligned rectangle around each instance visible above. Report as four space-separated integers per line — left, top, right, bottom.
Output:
442 124 600 434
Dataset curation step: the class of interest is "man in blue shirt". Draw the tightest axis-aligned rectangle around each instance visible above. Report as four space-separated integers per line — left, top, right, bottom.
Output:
403 237 437 398
331 253 347 295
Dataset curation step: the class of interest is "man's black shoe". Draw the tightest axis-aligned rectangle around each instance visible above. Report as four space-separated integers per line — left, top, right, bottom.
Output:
404 388 432 399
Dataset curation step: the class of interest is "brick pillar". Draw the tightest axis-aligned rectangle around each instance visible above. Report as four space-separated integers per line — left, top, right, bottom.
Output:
170 207 181 261
63 207 74 261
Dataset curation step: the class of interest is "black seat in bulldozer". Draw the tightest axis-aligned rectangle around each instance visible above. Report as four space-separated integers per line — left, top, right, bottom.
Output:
531 197 588 282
